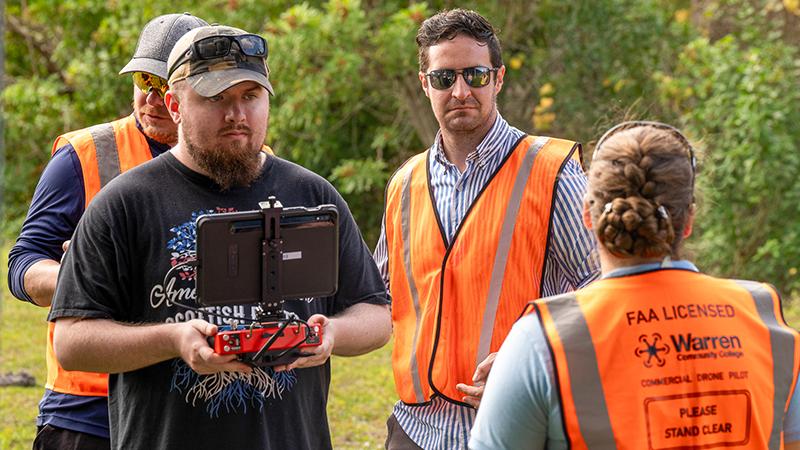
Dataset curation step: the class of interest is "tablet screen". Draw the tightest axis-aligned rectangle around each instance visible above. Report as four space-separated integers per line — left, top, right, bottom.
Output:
194 205 339 306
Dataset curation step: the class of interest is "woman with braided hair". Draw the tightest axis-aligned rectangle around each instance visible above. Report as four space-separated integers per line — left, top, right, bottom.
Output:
470 122 800 449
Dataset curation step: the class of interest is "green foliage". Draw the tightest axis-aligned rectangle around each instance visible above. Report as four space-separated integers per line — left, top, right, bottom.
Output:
656 1 800 296
2 78 72 233
3 0 799 291
506 0 693 143
330 158 389 196
266 1 429 244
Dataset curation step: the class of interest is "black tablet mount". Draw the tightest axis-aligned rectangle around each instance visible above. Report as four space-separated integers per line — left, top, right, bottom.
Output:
209 196 323 367
259 196 286 321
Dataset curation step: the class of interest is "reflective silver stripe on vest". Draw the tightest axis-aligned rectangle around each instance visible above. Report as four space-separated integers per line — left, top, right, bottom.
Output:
734 280 796 450
88 123 121 188
545 293 617 449
476 136 549 366
401 166 425 403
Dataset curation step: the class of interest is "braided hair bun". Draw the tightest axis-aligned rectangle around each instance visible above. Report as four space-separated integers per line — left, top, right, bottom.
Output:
588 125 694 258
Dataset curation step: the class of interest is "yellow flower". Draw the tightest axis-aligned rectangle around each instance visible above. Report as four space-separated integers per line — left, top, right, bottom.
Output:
674 9 690 23
790 267 798 276
539 97 554 109
539 83 554 96
509 56 523 70
532 112 556 131
785 0 800 15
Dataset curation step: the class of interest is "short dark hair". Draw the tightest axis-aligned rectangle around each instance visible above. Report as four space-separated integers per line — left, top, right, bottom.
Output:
416 9 503 72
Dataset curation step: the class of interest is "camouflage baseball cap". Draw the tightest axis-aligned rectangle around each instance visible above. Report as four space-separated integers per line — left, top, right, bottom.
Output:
119 13 208 79
167 25 274 97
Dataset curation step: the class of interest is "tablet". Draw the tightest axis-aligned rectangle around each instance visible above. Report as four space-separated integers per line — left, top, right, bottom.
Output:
195 205 339 306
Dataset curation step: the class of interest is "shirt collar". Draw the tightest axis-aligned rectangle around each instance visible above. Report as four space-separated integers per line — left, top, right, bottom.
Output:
602 259 699 279
432 113 511 169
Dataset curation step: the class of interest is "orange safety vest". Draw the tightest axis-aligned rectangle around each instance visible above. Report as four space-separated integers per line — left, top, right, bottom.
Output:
46 114 153 396
385 135 581 405
529 269 800 449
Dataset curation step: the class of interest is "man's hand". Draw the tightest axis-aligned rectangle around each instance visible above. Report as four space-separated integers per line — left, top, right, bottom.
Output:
174 320 252 375
55 317 252 374
273 314 334 372
271 303 390 372
456 352 497 409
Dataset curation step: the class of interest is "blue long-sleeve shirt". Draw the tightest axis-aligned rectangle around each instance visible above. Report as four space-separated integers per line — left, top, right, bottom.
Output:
6 118 170 437
8 122 170 303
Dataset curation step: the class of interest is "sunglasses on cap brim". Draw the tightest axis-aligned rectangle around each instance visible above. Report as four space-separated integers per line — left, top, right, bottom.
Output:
424 66 499 90
170 34 267 77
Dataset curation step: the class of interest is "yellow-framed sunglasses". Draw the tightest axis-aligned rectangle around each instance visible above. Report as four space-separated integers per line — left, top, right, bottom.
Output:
132 72 169 98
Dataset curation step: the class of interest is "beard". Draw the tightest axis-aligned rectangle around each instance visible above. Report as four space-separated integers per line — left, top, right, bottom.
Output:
141 120 178 145
133 102 178 145
182 120 264 191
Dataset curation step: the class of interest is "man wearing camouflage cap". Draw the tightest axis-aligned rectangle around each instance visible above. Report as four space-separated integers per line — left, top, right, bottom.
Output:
7 12 207 449
48 25 391 449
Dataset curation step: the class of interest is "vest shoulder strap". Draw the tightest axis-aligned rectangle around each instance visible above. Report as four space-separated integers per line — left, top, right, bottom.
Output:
535 291 618 446
51 120 126 188
388 151 427 188
86 123 122 188
733 279 798 449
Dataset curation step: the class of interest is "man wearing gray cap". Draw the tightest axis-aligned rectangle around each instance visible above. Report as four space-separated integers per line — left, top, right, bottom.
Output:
7 12 207 450
47 25 392 449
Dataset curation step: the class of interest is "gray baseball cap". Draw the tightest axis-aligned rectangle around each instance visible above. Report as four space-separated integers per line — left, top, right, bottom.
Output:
167 25 273 97
119 13 209 79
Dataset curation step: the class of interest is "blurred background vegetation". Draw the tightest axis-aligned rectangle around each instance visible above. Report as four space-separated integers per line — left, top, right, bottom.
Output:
5 0 800 298
2 0 800 448
3 0 800 296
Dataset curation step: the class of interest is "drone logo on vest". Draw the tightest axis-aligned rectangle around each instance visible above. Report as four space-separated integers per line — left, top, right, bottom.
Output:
634 333 670 368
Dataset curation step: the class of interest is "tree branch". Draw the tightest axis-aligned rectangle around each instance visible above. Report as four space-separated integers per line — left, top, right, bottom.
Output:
5 13 72 92
395 76 438 148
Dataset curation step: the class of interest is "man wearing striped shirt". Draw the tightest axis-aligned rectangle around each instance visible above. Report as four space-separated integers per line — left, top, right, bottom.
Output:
373 9 599 450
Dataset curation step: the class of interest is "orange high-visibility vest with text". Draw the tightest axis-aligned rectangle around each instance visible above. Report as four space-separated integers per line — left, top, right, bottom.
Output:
530 269 800 449
385 135 581 405
45 115 153 396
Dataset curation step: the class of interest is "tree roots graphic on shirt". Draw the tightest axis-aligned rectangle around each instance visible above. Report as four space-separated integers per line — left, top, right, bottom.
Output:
171 360 298 417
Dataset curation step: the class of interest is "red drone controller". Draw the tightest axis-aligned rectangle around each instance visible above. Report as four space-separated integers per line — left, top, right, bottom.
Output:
212 322 322 367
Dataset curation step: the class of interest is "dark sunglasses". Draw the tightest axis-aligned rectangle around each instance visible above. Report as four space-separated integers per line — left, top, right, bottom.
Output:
172 34 268 71
594 120 697 187
424 66 499 90
132 72 168 98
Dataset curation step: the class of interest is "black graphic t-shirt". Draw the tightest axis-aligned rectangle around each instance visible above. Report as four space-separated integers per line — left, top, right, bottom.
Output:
49 152 389 450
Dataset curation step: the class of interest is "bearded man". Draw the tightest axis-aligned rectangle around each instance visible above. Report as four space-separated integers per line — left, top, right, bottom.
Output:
48 25 391 449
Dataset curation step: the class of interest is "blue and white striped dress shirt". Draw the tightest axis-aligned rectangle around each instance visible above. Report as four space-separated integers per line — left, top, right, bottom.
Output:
373 114 599 449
